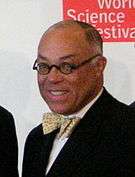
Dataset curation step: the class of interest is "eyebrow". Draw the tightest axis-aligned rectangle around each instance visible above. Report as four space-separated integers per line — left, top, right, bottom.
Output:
37 54 47 60
59 54 76 61
37 54 76 61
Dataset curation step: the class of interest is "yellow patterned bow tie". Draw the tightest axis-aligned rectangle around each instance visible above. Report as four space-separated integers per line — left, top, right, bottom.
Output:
42 112 81 139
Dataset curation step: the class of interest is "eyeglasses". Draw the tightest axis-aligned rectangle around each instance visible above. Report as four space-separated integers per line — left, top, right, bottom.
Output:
33 53 101 75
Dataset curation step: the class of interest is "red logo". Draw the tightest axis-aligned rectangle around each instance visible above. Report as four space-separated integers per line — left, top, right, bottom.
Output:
63 0 135 42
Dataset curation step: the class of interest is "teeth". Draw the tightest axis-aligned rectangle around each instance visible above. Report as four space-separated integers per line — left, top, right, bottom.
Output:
50 91 66 96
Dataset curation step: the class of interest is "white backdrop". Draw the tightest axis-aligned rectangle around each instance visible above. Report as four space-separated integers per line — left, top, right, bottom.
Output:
0 0 135 175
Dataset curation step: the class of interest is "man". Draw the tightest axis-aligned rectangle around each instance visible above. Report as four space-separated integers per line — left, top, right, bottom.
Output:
22 20 135 177
0 106 18 177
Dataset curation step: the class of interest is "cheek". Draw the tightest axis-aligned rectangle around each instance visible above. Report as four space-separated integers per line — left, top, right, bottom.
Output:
38 74 46 85
37 75 47 94
75 69 97 93
69 74 87 98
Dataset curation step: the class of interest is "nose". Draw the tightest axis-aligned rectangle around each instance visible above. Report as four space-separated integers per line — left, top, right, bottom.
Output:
47 67 64 83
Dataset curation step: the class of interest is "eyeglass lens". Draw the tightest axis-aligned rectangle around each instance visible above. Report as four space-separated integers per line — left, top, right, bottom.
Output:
37 62 74 75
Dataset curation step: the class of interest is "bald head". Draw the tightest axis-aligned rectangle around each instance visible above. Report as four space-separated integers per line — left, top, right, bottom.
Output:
40 20 103 54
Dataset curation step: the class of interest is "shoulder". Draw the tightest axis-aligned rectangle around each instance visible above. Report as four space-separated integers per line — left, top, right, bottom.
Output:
101 92 135 144
0 105 13 117
106 94 135 127
101 89 135 114
96 89 135 133
23 124 44 159
95 89 135 118
113 99 135 115
129 101 135 108
24 124 43 146
27 124 43 138
112 98 135 122
0 105 14 128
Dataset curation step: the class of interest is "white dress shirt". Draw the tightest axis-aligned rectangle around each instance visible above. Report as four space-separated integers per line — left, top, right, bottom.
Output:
45 88 103 174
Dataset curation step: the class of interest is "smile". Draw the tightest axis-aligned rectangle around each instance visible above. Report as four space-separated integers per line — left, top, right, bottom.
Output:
49 90 68 96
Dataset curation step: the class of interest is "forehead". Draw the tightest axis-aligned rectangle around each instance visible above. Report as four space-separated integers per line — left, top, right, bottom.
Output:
38 26 93 59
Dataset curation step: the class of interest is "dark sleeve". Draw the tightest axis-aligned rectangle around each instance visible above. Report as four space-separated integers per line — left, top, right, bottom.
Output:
0 107 19 177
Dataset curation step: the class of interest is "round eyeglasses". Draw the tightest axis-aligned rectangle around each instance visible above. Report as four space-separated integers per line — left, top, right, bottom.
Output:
33 54 101 75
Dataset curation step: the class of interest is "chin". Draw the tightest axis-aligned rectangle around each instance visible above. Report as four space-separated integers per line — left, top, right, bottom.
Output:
49 105 72 115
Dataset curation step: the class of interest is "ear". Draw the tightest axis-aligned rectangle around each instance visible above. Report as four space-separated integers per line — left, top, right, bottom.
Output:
94 56 107 77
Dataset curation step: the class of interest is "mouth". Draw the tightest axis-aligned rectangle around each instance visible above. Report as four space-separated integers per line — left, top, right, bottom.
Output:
45 89 69 102
50 90 68 96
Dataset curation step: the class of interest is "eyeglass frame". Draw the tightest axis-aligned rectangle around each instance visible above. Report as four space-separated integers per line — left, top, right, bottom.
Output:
33 53 102 75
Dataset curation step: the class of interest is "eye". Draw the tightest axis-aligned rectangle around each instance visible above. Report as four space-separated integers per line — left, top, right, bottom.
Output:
37 63 50 74
60 62 76 74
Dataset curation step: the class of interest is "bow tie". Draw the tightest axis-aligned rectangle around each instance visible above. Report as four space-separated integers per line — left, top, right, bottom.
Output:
42 112 81 139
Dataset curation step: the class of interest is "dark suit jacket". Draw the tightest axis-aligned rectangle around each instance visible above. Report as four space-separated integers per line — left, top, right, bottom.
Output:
130 101 135 108
22 89 135 177
0 106 18 177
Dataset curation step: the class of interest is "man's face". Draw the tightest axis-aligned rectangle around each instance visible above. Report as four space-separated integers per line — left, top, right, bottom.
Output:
37 26 106 115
